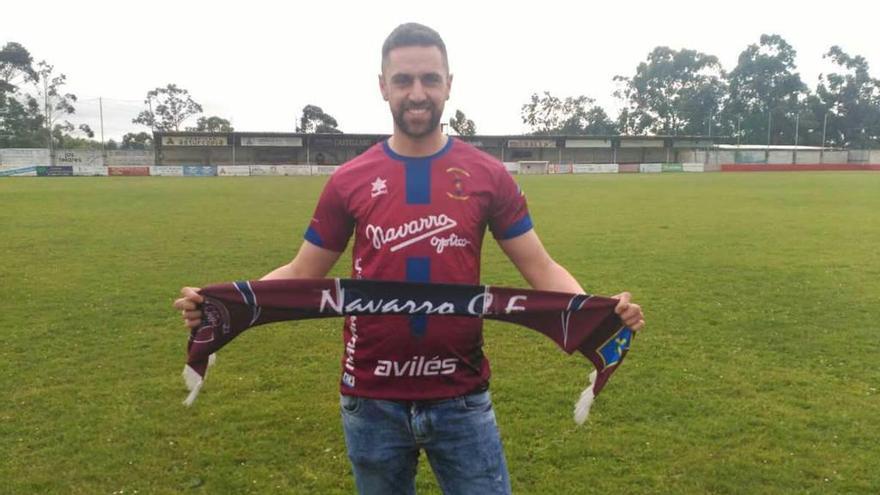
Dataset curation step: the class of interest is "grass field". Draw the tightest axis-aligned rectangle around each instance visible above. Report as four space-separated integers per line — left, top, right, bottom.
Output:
1 173 878 494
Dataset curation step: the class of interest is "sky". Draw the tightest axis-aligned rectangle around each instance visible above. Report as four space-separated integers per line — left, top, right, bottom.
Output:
4 0 879 140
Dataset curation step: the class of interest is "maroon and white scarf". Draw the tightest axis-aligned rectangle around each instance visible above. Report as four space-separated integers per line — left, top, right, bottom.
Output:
183 278 635 423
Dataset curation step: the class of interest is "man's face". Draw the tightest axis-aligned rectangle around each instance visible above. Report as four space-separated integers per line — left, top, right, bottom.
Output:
380 45 452 139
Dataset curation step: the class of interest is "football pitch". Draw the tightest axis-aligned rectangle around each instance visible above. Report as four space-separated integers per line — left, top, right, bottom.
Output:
1 173 878 494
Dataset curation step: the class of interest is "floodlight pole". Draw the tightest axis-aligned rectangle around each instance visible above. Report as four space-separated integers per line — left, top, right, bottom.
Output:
99 97 106 157
45 78 55 166
736 117 741 146
821 113 828 149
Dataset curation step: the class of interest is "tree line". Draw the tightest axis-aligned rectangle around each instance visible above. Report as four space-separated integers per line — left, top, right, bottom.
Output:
3 34 879 150
520 34 880 148
0 42 343 151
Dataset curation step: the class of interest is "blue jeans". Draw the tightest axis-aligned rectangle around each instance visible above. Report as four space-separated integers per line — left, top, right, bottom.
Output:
340 390 511 495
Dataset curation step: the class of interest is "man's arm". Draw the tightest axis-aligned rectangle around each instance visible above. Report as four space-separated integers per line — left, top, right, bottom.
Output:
260 240 342 280
174 241 342 328
498 230 645 331
497 230 584 293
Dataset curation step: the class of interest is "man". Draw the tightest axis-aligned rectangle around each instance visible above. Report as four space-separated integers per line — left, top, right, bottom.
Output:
174 22 644 494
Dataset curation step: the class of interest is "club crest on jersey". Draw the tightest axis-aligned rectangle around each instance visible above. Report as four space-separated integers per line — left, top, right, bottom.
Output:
445 167 470 201
371 177 388 198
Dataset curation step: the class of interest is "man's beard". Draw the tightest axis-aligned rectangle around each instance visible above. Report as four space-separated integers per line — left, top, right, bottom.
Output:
392 102 443 139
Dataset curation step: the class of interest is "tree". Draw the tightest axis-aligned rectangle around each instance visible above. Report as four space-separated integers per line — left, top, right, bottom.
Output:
188 115 233 132
0 42 38 94
448 109 476 136
296 104 341 133
614 46 725 136
33 61 95 152
0 43 94 149
815 46 880 148
133 84 203 131
723 34 807 145
0 43 43 147
580 106 618 135
120 132 154 150
0 95 44 147
521 92 617 135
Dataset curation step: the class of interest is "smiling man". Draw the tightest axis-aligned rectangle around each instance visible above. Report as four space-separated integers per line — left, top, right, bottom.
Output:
174 22 644 494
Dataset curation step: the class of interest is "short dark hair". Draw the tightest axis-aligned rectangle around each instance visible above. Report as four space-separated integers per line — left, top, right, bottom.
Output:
381 23 448 72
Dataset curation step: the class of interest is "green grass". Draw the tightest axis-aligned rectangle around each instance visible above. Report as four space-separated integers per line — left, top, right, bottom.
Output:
1 173 878 494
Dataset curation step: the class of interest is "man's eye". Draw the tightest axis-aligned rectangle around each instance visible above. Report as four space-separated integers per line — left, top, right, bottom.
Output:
422 75 441 85
392 75 413 85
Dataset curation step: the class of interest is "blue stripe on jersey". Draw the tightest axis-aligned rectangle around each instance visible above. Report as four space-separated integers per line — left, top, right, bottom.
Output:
406 257 431 337
382 138 455 205
502 213 534 239
404 159 431 204
304 226 323 246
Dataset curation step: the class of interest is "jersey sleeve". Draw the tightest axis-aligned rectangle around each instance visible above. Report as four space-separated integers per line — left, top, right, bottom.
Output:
303 174 354 252
488 164 533 240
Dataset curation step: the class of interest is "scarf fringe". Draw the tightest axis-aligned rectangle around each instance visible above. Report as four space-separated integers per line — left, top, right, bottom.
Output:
182 353 216 406
573 369 598 425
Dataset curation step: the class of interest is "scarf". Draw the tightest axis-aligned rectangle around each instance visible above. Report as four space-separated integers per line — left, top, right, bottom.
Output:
183 278 635 423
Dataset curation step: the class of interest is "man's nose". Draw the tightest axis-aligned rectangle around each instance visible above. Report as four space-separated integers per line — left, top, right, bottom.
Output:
409 79 427 101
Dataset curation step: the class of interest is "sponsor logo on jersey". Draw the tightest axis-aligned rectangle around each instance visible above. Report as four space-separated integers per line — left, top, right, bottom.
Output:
430 233 470 253
365 214 458 252
374 356 459 377
370 177 388 198
445 167 470 200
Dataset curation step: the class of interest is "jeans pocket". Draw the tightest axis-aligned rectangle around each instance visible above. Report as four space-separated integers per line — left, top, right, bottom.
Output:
340 394 362 415
462 390 492 411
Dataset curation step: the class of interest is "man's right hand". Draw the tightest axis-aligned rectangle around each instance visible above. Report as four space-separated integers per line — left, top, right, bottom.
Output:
173 287 204 329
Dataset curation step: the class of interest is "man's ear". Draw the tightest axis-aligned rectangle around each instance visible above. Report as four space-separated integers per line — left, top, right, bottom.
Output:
379 74 388 101
446 73 453 100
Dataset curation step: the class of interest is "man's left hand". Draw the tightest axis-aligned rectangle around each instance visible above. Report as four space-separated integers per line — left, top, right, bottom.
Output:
613 292 645 331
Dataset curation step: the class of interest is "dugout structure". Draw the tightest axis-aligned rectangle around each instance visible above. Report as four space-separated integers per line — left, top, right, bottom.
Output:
153 132 724 167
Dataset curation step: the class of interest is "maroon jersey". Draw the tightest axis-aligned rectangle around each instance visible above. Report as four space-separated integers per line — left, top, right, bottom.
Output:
305 138 532 400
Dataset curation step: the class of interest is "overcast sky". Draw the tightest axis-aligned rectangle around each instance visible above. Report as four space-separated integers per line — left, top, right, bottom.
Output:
4 0 879 140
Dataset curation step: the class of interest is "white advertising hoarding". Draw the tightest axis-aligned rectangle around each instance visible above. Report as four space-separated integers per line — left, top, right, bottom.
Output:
162 136 228 146
249 165 312 176
73 165 108 176
572 163 618 174
240 137 303 147
150 166 184 176
217 165 251 176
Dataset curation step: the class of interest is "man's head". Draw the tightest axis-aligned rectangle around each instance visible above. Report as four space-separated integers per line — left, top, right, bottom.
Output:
379 23 452 140
381 23 449 74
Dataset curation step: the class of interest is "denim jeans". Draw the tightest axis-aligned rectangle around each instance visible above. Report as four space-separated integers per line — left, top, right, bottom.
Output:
340 390 511 495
